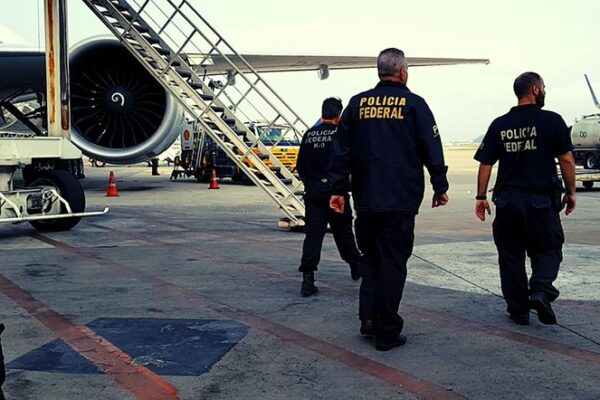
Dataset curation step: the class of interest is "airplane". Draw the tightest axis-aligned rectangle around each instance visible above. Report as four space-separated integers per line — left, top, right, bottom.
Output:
0 37 490 166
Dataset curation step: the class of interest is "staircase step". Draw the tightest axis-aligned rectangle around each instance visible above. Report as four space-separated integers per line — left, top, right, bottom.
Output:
141 34 160 45
153 46 171 56
110 2 129 12
176 69 192 79
132 23 149 33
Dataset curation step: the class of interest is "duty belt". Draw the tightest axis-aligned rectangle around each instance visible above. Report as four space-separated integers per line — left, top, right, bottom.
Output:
503 184 553 196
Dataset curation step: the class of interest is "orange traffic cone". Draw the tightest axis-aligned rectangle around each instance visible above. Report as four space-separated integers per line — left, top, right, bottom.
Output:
106 171 120 197
208 169 220 189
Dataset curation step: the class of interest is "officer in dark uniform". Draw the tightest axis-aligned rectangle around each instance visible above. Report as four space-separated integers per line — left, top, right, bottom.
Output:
329 48 449 351
474 72 576 326
151 157 160 176
297 97 361 297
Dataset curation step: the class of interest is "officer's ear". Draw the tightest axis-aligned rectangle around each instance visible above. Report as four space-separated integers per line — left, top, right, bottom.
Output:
400 66 409 84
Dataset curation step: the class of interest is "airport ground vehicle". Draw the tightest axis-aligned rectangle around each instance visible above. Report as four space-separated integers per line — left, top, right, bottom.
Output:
571 115 600 170
571 75 600 170
576 169 600 189
0 132 108 231
171 121 301 184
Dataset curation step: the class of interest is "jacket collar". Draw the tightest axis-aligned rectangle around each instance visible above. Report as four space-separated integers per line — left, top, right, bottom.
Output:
376 80 410 91
510 104 540 112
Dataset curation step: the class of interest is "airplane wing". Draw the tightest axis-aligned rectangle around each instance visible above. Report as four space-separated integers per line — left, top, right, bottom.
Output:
188 54 490 78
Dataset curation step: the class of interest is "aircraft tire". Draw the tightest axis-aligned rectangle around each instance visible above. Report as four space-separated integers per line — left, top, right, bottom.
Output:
28 170 86 232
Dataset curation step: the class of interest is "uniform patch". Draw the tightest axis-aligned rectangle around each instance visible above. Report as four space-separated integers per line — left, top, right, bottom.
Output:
433 125 439 138
358 96 406 120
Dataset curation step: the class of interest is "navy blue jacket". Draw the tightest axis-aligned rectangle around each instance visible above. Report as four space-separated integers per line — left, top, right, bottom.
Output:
296 122 338 182
329 81 449 213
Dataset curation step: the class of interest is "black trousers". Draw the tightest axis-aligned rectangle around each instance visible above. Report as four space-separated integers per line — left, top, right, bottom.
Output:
355 212 415 345
492 191 564 315
299 182 360 272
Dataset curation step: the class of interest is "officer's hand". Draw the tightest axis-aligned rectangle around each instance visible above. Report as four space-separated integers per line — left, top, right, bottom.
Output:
330 195 345 214
563 193 576 216
432 193 449 208
475 200 491 221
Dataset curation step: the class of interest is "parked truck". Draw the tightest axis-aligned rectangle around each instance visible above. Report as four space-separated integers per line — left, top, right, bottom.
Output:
170 120 301 184
572 75 600 170
569 75 600 189
571 114 600 170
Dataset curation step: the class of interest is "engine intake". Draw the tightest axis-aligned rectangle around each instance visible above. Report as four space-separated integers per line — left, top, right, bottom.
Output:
69 39 183 164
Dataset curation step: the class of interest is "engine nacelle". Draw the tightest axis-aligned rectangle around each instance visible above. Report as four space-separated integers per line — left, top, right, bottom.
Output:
69 39 184 164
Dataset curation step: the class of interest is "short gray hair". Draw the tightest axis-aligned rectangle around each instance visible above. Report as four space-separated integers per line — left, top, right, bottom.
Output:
377 48 407 78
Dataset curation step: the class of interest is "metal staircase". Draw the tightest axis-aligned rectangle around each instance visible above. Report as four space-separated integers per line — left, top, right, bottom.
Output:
82 0 307 227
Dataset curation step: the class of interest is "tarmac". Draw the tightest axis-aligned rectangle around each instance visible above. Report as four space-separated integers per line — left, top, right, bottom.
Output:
0 147 599 400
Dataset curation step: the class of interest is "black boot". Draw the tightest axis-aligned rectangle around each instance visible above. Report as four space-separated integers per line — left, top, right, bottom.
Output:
530 293 557 325
301 271 318 297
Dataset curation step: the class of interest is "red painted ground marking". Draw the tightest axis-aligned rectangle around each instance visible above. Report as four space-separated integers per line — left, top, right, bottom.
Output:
217 307 466 400
405 305 600 364
0 274 179 400
31 233 466 400
84 224 600 363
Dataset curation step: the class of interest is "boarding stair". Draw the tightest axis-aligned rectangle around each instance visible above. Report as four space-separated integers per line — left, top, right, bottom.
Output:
82 0 308 227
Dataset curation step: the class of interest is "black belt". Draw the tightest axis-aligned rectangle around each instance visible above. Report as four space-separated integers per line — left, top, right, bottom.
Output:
503 185 553 195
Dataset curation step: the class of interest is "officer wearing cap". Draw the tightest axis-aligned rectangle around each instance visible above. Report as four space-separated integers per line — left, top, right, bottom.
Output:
296 97 361 297
329 48 449 351
474 72 576 326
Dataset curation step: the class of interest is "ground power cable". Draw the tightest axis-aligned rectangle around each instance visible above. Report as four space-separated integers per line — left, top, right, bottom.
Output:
412 253 600 348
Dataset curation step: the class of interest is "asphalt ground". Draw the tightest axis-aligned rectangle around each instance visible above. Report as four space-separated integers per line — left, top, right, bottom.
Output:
1 148 599 400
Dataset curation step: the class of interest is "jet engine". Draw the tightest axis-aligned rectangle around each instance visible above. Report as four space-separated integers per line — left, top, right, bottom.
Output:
69 39 184 164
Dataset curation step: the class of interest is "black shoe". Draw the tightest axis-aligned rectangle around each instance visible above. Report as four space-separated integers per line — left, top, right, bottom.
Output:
349 263 361 281
360 320 376 337
375 334 407 351
508 312 530 326
530 294 557 325
301 273 318 297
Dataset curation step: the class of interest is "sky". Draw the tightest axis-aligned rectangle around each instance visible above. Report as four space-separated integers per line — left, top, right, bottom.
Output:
1 0 599 141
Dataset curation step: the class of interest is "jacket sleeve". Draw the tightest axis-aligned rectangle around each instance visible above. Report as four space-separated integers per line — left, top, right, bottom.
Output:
474 120 501 165
414 97 449 194
329 105 353 195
